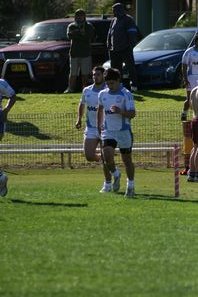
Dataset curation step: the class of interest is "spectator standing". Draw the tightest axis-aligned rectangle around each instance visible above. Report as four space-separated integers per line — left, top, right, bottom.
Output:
0 79 16 196
186 86 198 182
76 66 112 192
107 3 141 92
65 9 95 93
97 68 136 197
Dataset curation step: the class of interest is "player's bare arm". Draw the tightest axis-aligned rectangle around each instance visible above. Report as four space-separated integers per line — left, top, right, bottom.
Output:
2 94 16 122
76 103 85 129
97 104 104 134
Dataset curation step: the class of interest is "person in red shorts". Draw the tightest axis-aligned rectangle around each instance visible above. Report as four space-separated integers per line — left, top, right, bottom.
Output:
187 86 198 182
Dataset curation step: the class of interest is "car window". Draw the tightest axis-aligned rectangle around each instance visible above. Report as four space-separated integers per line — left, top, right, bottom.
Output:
134 30 195 52
20 22 69 42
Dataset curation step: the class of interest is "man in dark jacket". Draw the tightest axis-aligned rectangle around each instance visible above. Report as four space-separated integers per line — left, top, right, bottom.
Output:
107 3 141 92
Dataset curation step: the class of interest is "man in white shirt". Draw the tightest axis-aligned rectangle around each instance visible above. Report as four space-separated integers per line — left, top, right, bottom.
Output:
181 34 198 121
0 79 16 197
97 68 136 197
180 34 198 175
76 66 111 192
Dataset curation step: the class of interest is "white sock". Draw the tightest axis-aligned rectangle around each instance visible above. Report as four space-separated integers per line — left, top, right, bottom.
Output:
112 168 120 178
127 179 134 188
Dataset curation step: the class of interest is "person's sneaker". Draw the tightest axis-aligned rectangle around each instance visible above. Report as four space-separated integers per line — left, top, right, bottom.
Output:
99 184 112 193
124 187 135 198
187 175 195 182
113 172 121 192
0 173 8 197
63 88 74 94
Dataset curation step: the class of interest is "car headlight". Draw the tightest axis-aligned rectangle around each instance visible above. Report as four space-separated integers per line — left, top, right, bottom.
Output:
40 52 60 59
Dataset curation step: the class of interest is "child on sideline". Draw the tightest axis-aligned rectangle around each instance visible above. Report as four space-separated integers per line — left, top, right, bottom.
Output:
187 86 198 182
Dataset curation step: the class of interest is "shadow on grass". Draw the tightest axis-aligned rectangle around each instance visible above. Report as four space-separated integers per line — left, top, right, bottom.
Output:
6 120 51 140
136 193 198 203
135 89 185 102
10 198 88 207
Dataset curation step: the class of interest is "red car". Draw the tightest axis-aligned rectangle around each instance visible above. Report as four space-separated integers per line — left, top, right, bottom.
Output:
0 17 111 92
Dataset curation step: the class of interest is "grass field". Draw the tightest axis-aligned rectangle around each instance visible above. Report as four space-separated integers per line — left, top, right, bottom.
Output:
0 168 198 297
10 88 186 114
1 88 197 296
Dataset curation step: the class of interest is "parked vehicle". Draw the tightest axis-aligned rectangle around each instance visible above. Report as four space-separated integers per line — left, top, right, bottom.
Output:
103 27 198 88
0 16 111 92
0 33 17 49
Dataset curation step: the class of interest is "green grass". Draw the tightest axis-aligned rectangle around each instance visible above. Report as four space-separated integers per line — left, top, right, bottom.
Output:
12 88 186 114
1 88 197 296
0 168 198 297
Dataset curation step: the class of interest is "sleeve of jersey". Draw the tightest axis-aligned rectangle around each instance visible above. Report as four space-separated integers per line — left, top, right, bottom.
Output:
80 92 86 104
125 91 135 111
0 83 15 98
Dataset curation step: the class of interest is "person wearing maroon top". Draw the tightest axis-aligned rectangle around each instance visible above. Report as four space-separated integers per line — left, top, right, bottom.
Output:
187 86 198 182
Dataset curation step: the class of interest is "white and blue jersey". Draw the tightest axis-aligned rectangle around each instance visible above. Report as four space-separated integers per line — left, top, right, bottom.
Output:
0 79 15 110
0 79 15 135
98 85 135 131
182 46 198 90
80 83 106 128
182 46 198 76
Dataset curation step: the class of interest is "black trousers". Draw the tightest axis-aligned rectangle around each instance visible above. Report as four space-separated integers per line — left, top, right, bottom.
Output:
109 47 138 86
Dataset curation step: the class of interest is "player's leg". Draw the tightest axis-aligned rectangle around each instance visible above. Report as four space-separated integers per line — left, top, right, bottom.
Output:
118 130 135 197
0 123 8 197
102 138 121 192
187 146 196 181
84 138 100 162
194 146 198 181
84 135 112 192
180 120 193 175
121 150 135 197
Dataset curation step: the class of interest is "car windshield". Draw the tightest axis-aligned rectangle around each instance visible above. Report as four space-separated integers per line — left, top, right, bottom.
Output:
134 30 196 52
20 22 68 42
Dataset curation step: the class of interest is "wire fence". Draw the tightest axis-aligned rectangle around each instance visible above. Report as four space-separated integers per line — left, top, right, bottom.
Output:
0 111 185 169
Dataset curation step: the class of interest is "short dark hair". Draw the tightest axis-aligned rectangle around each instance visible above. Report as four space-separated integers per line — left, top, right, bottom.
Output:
104 68 121 81
93 66 105 74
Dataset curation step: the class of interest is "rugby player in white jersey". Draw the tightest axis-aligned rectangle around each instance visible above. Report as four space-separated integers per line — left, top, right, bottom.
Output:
181 34 198 121
180 34 198 175
97 68 136 197
0 79 16 197
76 66 112 192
